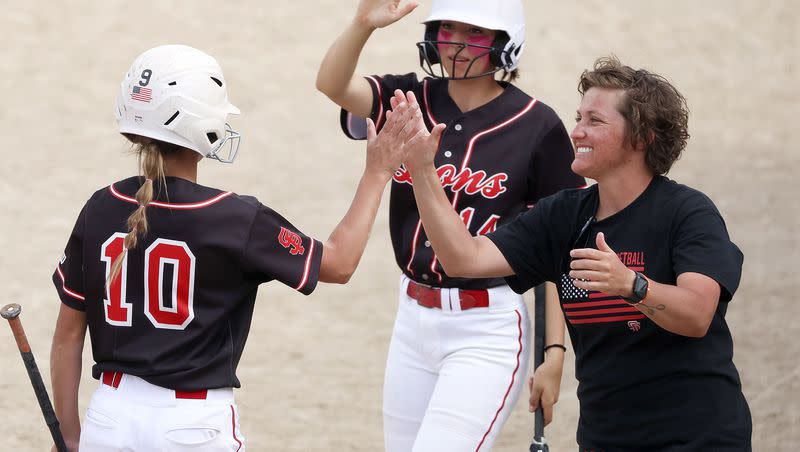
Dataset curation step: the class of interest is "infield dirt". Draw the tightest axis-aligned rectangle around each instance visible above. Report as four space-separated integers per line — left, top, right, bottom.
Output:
0 1 796 450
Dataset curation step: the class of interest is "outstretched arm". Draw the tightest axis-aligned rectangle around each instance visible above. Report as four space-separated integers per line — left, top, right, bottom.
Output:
319 101 419 283
316 0 418 117
391 90 515 278
50 304 86 452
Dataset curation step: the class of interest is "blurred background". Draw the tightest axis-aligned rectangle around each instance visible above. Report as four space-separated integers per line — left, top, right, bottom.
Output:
0 1 796 450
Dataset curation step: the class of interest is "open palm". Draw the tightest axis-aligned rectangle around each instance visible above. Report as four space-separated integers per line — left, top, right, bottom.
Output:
388 90 445 173
355 0 418 29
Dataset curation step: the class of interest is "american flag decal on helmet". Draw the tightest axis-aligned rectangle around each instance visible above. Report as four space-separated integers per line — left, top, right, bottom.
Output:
131 86 152 103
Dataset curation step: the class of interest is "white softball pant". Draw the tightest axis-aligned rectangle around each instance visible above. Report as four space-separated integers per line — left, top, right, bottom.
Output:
383 275 531 452
79 373 245 451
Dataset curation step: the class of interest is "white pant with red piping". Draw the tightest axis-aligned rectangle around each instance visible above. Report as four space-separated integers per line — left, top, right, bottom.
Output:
79 373 245 451
383 274 531 452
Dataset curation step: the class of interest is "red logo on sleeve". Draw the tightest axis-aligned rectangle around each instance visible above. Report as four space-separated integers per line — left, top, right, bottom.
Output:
278 227 305 256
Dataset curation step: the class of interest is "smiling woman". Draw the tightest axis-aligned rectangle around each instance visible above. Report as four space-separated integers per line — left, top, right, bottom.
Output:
575 58 690 179
395 55 753 451
570 88 634 182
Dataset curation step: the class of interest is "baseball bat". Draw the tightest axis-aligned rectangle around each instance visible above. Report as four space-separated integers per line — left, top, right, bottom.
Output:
2 303 68 452
529 284 549 452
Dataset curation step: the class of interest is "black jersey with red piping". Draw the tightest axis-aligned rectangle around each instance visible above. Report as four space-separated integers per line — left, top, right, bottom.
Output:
52 176 322 391
341 73 585 289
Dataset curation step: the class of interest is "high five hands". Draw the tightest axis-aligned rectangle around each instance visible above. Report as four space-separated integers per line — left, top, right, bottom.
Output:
366 90 443 177
384 90 447 173
355 0 419 30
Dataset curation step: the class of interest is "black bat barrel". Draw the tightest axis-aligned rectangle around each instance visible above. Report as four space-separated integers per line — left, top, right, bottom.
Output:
21 350 67 452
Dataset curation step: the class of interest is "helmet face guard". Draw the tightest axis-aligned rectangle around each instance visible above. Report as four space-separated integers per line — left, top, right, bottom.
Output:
206 123 241 164
417 39 510 80
418 0 525 80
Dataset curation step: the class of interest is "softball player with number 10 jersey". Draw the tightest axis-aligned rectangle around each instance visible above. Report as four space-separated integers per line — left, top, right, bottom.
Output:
317 1 585 450
49 44 411 451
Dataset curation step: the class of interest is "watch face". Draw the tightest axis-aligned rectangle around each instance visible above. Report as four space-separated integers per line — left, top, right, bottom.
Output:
633 273 649 299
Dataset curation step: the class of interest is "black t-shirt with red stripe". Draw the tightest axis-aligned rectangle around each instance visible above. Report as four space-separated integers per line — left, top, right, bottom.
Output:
341 73 585 289
53 176 323 391
487 176 752 450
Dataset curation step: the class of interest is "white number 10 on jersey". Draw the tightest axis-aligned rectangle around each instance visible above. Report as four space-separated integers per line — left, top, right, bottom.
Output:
101 233 196 330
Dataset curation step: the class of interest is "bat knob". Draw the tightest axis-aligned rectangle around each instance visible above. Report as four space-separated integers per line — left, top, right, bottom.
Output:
1 303 21 320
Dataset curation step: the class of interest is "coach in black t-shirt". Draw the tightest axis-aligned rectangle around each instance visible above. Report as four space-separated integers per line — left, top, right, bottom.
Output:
390 57 752 451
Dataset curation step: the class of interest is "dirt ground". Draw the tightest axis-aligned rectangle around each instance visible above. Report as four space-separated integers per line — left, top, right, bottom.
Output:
0 1 796 450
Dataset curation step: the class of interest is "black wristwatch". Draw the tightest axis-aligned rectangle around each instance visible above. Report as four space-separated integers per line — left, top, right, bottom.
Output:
623 271 649 304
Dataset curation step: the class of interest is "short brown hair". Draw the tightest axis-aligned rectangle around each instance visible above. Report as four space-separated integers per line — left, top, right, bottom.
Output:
500 68 519 82
578 56 689 175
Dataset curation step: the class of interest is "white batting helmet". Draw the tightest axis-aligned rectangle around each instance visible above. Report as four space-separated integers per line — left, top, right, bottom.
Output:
115 45 241 163
418 0 526 78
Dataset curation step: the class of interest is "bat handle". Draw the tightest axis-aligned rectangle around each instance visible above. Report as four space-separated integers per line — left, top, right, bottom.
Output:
7 317 32 353
3 306 68 452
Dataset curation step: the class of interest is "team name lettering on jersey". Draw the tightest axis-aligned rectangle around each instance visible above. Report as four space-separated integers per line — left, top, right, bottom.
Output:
278 227 305 256
393 164 508 199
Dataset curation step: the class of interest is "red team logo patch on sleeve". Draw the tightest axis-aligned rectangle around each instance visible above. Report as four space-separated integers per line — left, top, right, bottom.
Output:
278 227 305 256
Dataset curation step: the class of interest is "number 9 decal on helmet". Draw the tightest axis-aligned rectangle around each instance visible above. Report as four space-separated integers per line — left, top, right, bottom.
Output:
417 0 526 80
115 45 242 163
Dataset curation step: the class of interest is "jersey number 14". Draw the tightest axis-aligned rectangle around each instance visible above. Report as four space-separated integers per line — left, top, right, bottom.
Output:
101 233 196 330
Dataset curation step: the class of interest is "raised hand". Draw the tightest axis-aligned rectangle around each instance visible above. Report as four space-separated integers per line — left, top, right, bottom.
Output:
355 0 419 30
388 90 446 173
365 93 424 178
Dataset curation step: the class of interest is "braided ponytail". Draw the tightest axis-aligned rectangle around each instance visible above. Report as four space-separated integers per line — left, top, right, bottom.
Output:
107 139 168 286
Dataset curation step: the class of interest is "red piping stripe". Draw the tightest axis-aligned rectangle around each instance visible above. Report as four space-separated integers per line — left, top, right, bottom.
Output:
55 265 85 301
366 76 384 129
569 314 646 325
451 98 538 209
295 239 316 291
231 405 242 451
109 184 233 210
405 222 423 277
408 82 437 278
402 81 438 277
402 81 438 278
423 79 439 125
476 309 523 451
